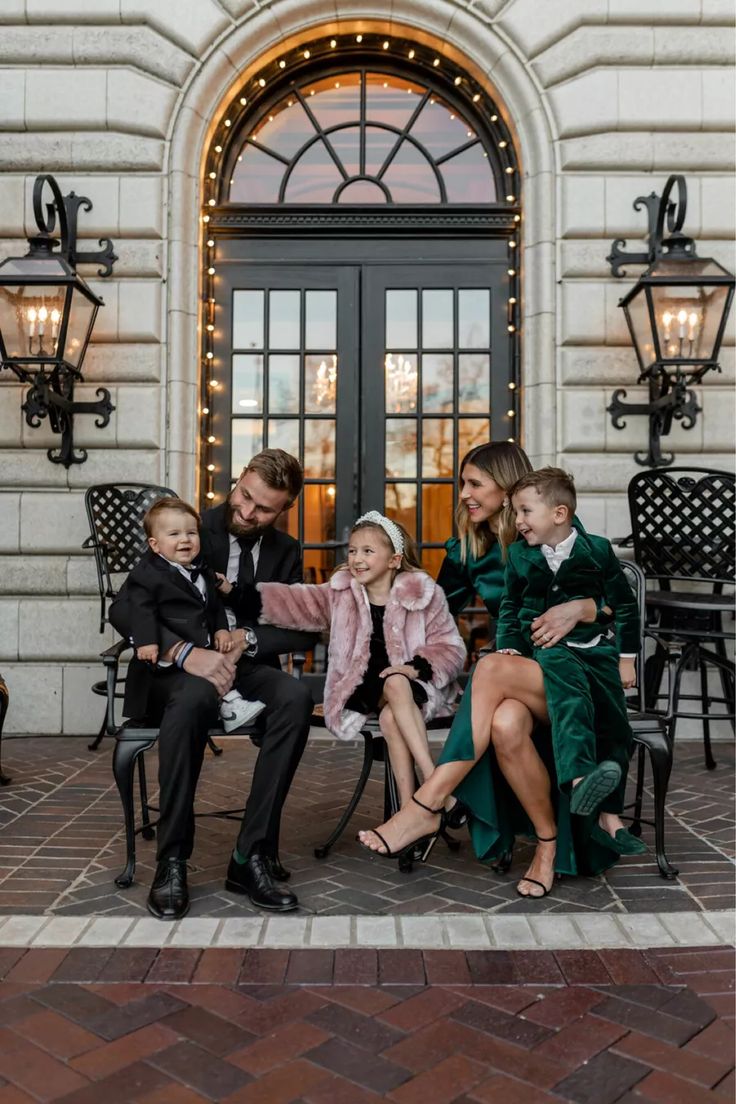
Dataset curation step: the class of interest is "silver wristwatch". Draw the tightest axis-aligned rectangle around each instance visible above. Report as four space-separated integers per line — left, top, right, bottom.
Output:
243 627 258 657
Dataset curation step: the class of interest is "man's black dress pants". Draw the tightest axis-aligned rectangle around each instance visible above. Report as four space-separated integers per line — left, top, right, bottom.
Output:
148 662 312 862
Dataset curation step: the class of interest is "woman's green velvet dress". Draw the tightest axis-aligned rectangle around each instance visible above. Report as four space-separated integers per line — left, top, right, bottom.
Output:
436 536 620 877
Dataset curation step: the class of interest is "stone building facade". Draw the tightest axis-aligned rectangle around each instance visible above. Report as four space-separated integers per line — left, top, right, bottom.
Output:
0 0 734 734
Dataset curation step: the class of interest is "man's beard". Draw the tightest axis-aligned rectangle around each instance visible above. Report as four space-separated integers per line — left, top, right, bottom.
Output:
224 498 268 539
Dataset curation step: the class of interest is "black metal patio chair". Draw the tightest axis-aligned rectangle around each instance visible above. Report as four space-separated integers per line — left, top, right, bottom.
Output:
627 467 735 769
84 482 178 752
310 670 464 872
620 560 678 879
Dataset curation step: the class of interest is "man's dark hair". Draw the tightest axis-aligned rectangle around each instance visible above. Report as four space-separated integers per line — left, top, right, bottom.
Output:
242 449 304 504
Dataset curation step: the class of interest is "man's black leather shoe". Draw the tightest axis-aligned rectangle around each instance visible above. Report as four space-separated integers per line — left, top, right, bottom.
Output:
147 858 189 920
226 852 298 911
265 855 291 882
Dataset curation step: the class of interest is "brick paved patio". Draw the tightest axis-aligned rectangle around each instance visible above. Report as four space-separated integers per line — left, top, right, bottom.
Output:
0 945 730 1102
0 735 732 919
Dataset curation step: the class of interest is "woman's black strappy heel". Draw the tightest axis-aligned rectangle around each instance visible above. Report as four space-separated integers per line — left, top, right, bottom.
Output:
516 834 557 898
358 795 444 863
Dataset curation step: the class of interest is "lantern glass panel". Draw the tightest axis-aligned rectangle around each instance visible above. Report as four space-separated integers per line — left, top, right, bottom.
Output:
623 285 657 371
0 283 66 360
62 288 97 369
649 285 730 367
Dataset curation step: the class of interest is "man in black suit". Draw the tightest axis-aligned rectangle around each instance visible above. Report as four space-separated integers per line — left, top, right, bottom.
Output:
110 449 315 919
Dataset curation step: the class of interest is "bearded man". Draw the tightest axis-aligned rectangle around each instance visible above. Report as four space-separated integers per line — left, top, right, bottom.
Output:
110 449 315 919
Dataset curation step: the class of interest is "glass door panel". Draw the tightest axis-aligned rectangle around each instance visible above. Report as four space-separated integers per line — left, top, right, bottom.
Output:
213 264 358 578
362 262 510 571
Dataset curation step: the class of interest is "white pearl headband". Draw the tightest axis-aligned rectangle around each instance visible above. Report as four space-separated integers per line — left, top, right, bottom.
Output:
354 510 405 555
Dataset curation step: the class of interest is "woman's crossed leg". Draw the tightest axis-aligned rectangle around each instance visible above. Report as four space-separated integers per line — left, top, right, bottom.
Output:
358 653 557 894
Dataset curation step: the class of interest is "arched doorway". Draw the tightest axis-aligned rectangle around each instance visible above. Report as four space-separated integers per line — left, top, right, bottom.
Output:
200 31 521 580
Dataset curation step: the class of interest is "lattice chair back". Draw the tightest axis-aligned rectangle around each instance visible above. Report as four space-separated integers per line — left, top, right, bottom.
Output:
84 483 177 631
619 560 647 711
628 468 735 584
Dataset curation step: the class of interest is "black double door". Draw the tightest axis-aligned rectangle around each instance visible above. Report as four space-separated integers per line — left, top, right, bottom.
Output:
212 238 511 580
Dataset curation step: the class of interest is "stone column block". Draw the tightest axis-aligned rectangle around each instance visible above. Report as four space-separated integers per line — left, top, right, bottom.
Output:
0 496 20 554
0 69 25 129
549 70 618 138
120 0 231 55
115 385 163 448
0 175 24 236
0 555 67 595
560 281 606 344
24 174 119 238
19 598 114 661
107 69 178 139
117 279 163 343
0 601 20 661
560 389 607 451
62 662 107 735
84 342 162 384
119 175 165 238
560 175 606 238
3 663 62 735
20 492 89 553
26 68 108 130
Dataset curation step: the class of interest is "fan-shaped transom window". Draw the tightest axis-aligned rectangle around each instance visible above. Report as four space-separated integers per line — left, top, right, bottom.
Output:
229 71 497 205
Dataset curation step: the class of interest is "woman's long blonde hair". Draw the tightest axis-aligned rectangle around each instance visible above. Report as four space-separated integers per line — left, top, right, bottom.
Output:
456 442 532 562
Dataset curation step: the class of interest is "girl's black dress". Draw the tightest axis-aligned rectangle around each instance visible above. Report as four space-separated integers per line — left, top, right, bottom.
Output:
345 602 428 714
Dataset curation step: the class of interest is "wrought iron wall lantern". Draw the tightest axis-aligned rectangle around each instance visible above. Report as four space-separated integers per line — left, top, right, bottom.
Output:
0 174 117 467
607 174 734 468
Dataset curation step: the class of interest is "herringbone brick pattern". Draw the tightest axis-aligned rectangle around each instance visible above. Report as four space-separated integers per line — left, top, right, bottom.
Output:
0 738 732 917
0 946 730 1102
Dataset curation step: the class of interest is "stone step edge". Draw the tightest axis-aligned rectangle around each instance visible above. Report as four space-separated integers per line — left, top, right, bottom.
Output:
0 910 731 950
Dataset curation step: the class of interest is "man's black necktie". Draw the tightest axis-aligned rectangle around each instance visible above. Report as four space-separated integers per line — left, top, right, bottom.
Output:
238 535 259 587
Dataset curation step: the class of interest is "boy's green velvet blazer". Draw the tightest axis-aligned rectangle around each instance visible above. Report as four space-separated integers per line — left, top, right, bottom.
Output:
495 526 640 657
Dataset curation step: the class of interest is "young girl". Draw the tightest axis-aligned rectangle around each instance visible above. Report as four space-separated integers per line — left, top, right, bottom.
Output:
229 511 466 859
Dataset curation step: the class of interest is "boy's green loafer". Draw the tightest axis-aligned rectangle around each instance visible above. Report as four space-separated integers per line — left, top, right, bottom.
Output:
570 760 622 816
590 823 648 855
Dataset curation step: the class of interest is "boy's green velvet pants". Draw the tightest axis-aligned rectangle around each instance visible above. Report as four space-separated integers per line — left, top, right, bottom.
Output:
535 639 632 812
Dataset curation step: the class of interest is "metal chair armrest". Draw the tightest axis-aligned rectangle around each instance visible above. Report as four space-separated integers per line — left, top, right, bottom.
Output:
611 534 634 548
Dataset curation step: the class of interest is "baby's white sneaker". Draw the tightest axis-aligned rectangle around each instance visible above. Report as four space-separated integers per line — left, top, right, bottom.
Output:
219 696 266 733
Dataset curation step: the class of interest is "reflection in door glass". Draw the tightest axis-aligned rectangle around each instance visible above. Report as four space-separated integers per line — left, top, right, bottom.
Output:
442 145 496 203
458 417 490 462
268 418 299 458
422 483 453 543
305 290 337 348
385 482 417 536
231 420 264 480
458 353 490 412
305 354 337 414
268 354 300 413
422 418 454 477
385 352 417 414
269 290 300 349
422 289 453 348
458 289 490 348
232 354 263 413
233 291 264 349
283 141 343 203
385 290 417 348
304 419 336 477
385 419 417 478
422 353 453 412
304 484 337 544
382 142 441 204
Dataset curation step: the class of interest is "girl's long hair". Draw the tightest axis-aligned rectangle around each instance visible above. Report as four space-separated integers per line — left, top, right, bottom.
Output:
333 518 422 578
456 442 532 561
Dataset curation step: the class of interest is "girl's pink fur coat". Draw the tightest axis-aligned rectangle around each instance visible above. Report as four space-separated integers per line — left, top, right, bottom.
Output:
258 570 466 740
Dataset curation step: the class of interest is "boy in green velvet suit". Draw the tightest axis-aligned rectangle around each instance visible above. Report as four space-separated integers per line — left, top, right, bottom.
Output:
496 468 644 852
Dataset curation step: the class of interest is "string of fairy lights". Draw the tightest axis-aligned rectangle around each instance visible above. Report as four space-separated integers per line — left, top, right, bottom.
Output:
200 32 522 506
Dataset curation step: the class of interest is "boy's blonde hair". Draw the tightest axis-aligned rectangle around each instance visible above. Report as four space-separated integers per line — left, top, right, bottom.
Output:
143 497 200 538
456 442 532 560
510 467 577 515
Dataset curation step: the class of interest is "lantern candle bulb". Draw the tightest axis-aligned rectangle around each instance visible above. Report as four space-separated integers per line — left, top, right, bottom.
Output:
662 310 672 343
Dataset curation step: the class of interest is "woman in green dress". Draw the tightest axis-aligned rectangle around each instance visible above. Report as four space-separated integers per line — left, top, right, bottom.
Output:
358 442 628 897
